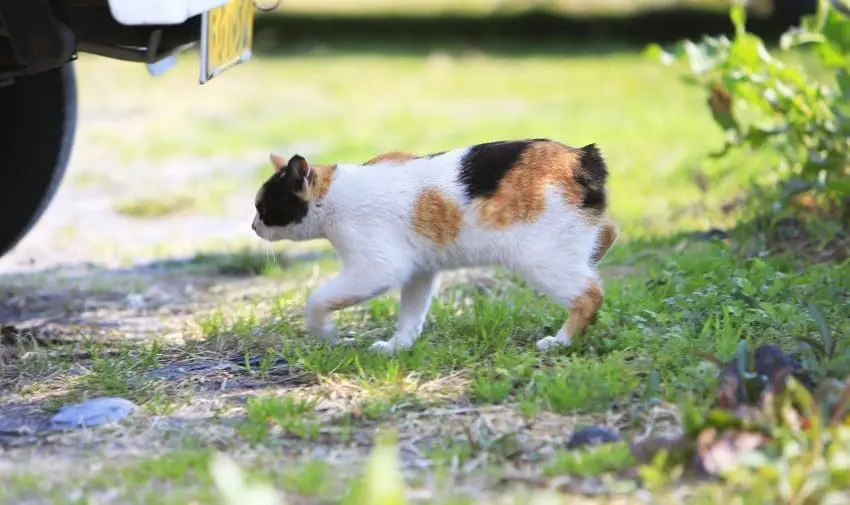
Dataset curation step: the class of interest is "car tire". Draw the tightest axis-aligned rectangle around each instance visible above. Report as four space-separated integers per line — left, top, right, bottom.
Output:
0 61 78 260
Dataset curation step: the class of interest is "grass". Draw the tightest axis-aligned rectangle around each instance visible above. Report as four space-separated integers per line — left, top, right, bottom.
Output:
115 193 202 218
1 19 849 505
75 40 772 235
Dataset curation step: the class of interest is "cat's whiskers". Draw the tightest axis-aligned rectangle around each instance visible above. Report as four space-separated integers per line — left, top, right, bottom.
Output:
262 245 280 270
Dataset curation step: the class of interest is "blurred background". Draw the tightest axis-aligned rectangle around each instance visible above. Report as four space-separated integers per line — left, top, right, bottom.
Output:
0 0 820 273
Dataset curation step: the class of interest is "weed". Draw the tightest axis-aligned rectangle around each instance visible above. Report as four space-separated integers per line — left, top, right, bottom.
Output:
544 443 636 477
239 395 321 444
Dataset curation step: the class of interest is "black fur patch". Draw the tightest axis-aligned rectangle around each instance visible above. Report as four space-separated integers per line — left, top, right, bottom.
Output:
574 143 608 212
457 140 542 199
255 170 309 228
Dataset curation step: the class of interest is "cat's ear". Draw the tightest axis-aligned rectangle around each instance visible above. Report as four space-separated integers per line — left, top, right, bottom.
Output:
269 152 287 173
285 154 312 182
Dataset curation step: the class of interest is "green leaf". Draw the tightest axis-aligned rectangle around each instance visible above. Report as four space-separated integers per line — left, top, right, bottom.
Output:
775 65 812 90
729 34 768 68
816 42 848 67
643 43 672 64
644 369 662 403
743 126 785 149
824 178 850 196
837 69 850 99
780 27 827 50
683 402 707 436
736 339 752 382
730 3 747 37
704 408 744 430
807 303 834 358
797 335 827 360
822 8 850 56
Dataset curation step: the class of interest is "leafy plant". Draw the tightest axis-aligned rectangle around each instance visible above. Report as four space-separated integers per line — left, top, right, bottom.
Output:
795 302 850 382
646 0 850 208
631 341 850 503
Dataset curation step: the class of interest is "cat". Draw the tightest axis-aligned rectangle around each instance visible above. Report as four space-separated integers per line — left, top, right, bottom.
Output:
252 138 618 355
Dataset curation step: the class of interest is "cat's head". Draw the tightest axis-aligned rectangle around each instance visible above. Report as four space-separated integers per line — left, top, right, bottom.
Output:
252 153 322 242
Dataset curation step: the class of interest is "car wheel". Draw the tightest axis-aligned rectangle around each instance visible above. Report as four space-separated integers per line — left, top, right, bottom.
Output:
0 61 78 260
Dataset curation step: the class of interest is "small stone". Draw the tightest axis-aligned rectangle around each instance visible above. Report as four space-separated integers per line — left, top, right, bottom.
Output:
50 397 137 429
566 426 622 450
126 293 145 309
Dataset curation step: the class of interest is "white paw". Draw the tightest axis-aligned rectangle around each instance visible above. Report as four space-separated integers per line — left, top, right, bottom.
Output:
307 321 337 342
536 335 571 351
369 338 412 356
369 340 399 355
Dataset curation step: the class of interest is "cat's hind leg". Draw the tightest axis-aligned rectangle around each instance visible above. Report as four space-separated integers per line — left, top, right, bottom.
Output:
517 261 604 351
535 278 603 351
370 271 440 355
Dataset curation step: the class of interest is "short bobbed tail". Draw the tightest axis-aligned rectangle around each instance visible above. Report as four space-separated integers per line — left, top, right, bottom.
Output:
575 143 609 214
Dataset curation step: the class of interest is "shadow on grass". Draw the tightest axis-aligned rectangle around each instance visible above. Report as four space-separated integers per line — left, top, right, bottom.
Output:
0 246 337 329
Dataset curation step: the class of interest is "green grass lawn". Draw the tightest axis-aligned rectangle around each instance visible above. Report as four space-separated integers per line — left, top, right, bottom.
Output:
2 33 848 505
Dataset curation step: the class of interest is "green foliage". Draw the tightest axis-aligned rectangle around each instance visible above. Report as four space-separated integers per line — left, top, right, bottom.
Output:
646 0 850 205
632 339 850 504
796 302 850 382
239 395 321 444
544 442 636 477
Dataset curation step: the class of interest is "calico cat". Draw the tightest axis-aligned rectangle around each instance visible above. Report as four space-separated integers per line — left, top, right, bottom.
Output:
252 139 618 355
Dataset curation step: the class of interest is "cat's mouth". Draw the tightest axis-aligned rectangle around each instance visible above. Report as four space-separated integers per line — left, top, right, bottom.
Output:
251 214 271 241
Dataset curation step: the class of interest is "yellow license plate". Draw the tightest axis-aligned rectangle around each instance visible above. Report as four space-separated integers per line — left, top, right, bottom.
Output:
200 0 255 84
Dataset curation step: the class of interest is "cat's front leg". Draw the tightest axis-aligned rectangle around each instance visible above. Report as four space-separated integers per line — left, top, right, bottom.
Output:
305 268 397 344
370 271 440 355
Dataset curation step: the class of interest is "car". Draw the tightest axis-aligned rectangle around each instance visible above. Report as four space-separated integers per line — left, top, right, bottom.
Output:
0 0 256 260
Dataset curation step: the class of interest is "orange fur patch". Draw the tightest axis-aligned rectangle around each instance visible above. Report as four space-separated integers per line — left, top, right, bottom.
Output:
475 141 585 228
364 151 417 165
591 220 619 264
413 187 463 246
296 164 336 202
326 296 363 312
564 280 603 340
323 286 389 313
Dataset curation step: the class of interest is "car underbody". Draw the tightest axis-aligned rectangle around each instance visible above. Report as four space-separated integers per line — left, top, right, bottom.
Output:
0 0 217 84
0 0 249 259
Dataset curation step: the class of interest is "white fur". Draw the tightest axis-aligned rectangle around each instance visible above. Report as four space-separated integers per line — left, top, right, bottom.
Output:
253 147 605 354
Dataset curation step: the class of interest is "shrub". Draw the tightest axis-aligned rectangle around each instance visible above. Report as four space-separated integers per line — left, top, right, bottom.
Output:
646 0 850 208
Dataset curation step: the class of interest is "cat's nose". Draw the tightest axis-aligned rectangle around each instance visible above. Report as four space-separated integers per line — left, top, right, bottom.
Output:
251 220 257 231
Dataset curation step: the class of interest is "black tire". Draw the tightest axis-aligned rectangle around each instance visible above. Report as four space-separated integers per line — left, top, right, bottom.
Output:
0 61 78 260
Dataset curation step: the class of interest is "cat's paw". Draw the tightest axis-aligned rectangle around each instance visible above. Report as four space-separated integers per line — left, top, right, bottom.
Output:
307 321 337 342
369 340 399 355
536 335 571 351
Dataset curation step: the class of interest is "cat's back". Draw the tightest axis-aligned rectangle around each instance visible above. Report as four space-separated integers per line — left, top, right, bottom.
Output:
329 148 469 207
326 138 608 254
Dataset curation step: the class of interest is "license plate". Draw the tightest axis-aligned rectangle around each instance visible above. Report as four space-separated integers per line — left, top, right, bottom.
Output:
199 0 255 84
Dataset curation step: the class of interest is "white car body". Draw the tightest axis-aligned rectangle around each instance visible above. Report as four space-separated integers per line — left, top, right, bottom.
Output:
107 0 230 25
